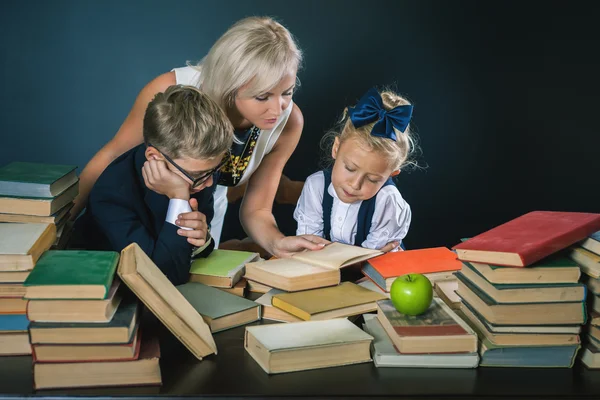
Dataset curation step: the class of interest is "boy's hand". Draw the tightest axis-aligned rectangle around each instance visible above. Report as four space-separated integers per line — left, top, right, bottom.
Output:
142 158 190 200
176 198 210 247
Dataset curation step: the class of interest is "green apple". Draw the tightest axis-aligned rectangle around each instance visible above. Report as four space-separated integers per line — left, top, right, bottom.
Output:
390 273 433 316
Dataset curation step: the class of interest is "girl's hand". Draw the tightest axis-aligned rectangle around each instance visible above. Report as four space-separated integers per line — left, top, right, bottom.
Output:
142 158 190 200
379 241 400 253
175 198 209 247
272 235 330 258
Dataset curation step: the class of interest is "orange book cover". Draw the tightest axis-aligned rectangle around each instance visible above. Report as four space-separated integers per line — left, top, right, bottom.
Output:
367 247 462 279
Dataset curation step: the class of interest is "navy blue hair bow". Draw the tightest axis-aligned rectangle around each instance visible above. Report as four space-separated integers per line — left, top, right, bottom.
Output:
347 88 413 141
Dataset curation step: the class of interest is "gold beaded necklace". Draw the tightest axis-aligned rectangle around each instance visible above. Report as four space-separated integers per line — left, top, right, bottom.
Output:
219 125 261 186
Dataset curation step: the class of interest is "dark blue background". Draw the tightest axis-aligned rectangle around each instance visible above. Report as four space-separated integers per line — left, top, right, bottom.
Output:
1 0 599 248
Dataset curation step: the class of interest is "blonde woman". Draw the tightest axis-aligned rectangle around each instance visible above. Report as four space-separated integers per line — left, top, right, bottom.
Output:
73 17 328 257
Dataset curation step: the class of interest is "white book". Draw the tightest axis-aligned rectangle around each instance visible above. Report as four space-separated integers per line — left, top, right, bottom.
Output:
434 280 461 309
581 345 600 369
244 318 373 374
363 314 479 368
568 247 600 279
580 232 600 256
0 223 56 270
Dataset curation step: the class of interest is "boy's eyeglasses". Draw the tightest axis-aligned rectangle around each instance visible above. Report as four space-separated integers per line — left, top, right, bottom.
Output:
147 143 227 188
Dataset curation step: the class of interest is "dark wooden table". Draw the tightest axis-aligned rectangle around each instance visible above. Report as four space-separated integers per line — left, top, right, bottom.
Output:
1 315 600 399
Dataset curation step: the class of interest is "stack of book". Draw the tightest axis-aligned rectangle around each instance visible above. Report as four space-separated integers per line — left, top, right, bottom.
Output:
0 222 56 355
241 243 477 372
189 249 260 297
244 243 389 323
453 211 600 368
572 230 600 369
363 298 479 368
240 243 385 373
0 162 79 249
23 250 161 390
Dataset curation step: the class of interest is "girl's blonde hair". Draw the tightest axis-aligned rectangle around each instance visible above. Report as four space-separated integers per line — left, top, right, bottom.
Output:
192 16 302 109
321 89 420 172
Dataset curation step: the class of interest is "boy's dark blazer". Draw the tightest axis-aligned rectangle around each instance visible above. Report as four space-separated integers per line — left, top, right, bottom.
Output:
73 144 215 285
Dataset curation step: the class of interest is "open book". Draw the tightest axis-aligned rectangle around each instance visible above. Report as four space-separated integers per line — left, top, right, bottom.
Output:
244 242 382 292
117 243 217 360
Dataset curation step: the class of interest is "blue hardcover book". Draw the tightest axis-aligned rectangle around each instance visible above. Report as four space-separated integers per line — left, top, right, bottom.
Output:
0 314 30 331
480 338 580 368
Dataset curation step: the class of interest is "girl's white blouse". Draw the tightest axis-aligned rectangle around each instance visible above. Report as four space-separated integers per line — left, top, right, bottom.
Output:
294 171 412 251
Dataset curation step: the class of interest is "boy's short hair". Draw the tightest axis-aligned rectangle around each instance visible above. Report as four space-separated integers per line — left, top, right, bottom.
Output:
143 85 233 160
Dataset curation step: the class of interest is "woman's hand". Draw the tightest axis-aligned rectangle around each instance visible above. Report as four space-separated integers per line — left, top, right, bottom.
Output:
238 104 305 256
175 198 210 247
271 235 330 258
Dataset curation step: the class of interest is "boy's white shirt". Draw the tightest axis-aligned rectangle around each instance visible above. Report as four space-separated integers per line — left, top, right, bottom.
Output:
166 198 212 255
166 199 192 230
293 171 411 251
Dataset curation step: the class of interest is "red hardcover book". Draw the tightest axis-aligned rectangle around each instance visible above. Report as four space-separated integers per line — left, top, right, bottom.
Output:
33 333 161 390
375 298 477 354
32 324 141 363
453 211 600 267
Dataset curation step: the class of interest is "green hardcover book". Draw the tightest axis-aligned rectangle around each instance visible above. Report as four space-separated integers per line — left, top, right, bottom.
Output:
24 250 119 299
0 162 78 198
459 263 586 303
29 296 139 344
176 282 260 333
466 255 581 285
455 273 586 326
189 249 259 288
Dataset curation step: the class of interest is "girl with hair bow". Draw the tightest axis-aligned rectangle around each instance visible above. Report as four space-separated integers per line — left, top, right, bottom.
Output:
294 87 419 253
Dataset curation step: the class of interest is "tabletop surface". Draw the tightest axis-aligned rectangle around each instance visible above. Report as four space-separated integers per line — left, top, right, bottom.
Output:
1 313 600 399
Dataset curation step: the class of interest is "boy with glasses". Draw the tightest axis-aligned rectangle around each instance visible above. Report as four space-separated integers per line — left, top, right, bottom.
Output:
73 85 233 285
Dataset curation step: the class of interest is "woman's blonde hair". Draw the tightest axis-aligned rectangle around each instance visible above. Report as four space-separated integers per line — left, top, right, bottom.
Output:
143 85 233 160
321 89 420 172
193 16 302 109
